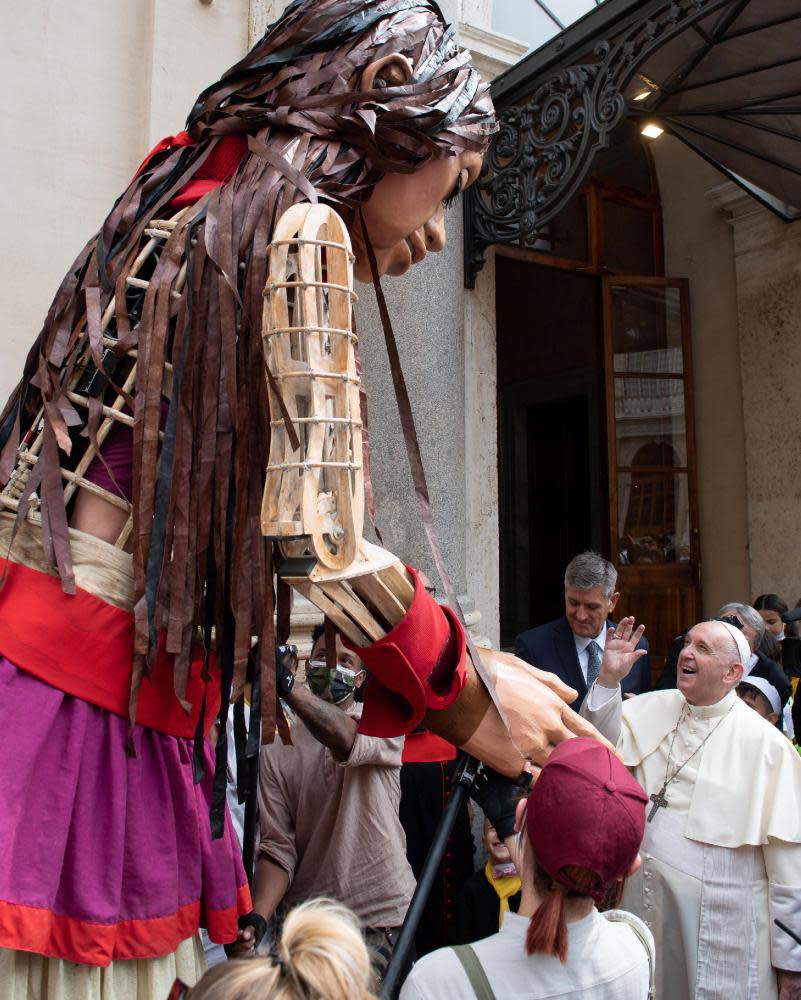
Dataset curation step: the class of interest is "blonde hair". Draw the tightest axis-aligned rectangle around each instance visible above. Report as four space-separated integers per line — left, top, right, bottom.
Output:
188 899 377 1000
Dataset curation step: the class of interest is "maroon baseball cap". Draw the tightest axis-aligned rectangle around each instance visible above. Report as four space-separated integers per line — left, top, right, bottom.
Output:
525 738 647 902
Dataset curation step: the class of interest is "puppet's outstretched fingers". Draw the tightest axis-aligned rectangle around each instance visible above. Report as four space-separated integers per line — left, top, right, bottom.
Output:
561 704 615 751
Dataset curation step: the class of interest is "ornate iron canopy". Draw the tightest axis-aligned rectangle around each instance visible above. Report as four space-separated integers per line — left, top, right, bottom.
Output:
465 0 801 286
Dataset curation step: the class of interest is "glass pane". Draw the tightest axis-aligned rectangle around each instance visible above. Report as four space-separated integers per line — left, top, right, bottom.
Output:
547 192 589 262
603 200 655 274
610 284 683 373
617 471 690 565
614 377 687 466
593 121 656 194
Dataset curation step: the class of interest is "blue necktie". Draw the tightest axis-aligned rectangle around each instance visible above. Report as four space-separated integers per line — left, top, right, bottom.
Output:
586 640 602 688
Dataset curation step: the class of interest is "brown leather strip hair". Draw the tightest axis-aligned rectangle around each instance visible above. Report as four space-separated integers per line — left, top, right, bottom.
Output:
0 0 496 738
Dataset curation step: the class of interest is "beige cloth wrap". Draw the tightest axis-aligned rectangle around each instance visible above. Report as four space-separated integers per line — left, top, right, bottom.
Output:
0 511 134 611
0 935 206 1000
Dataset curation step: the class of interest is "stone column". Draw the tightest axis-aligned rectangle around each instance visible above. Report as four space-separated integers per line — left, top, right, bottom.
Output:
708 182 801 602
355 205 476 621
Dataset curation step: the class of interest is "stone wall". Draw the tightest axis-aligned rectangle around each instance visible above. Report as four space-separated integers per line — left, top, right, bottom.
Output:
1 0 249 404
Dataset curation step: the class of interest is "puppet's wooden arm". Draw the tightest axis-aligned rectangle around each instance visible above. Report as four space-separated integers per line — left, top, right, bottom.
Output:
261 205 601 776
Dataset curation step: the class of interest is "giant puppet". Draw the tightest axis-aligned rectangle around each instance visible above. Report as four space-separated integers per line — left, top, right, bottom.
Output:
0 0 600 992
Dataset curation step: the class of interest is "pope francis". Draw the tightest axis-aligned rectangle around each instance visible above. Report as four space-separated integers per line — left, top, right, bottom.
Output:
581 615 801 1000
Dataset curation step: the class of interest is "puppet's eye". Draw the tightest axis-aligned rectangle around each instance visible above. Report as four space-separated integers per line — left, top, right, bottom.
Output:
442 173 464 209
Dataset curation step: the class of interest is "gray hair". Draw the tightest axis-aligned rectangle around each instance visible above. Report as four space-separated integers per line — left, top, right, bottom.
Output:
564 551 617 598
717 602 765 652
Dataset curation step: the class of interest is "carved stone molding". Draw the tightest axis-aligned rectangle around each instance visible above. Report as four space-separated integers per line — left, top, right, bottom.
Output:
458 22 528 83
465 0 729 286
248 0 288 47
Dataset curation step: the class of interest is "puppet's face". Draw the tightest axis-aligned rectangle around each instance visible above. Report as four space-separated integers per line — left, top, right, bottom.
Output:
350 150 483 281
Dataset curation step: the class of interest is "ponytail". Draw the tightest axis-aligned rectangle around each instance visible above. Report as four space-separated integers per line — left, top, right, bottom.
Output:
526 884 569 962
187 898 377 1000
525 861 615 964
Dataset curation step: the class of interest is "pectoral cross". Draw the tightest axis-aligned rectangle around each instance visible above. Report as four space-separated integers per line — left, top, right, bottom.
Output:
647 784 668 822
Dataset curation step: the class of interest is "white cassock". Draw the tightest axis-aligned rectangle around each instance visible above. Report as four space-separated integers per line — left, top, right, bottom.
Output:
582 686 801 1000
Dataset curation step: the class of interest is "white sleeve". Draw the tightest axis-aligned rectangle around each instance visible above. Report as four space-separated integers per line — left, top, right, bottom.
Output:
581 682 623 746
765 838 801 972
783 699 795 740
586 681 619 709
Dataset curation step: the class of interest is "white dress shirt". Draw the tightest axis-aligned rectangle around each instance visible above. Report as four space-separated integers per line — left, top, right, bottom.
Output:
574 625 608 684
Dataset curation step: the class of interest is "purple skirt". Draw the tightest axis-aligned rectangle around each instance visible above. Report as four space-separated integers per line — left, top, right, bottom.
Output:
0 657 249 966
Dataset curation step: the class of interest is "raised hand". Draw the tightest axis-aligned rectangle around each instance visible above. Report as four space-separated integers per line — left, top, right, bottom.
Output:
597 616 646 689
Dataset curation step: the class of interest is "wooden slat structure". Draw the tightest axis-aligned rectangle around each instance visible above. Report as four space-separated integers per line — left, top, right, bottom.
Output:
261 204 416 644
0 214 184 549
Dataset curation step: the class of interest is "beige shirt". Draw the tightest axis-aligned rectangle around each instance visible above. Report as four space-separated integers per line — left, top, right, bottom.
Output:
258 702 415 928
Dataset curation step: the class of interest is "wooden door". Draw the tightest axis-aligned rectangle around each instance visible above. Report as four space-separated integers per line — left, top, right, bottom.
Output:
603 276 701 679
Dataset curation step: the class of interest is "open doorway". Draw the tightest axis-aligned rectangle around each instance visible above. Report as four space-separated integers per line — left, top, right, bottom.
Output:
495 124 701 671
496 261 604 648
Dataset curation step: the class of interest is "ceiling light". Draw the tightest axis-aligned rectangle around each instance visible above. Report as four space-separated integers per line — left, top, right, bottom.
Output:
632 75 659 101
641 122 664 139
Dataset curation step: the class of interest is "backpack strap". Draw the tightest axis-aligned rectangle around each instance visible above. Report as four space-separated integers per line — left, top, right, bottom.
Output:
603 910 656 999
451 945 497 1000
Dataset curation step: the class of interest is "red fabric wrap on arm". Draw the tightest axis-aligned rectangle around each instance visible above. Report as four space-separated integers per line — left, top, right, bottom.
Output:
348 567 467 737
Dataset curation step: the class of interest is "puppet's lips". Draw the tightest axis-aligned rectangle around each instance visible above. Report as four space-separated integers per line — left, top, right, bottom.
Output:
406 235 426 265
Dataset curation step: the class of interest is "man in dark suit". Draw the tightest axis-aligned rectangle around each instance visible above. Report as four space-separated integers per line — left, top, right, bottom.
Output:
515 551 650 711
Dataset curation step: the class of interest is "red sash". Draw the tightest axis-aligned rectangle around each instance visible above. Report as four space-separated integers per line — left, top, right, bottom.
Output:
0 559 220 738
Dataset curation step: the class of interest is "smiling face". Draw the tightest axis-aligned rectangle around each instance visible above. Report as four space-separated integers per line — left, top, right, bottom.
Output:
349 150 483 281
483 818 512 866
564 584 619 639
677 621 744 706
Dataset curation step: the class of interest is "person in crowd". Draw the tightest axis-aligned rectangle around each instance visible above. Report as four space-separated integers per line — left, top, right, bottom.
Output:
396 574 475 957
238 626 414 980
450 818 521 945
400 739 653 999
515 551 650 710
182 898 377 1000
399 731 475 956
582 616 801 999
738 676 782 728
655 603 791 725
755 594 797 640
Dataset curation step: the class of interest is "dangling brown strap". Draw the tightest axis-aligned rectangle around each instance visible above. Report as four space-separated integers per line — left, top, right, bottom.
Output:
352 315 383 545
324 615 338 675
359 211 511 737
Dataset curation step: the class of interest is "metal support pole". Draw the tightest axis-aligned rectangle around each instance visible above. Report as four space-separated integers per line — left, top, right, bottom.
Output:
775 918 801 948
381 754 479 1000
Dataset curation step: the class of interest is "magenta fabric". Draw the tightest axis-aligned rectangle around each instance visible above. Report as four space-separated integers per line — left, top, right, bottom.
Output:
0 656 246 943
83 422 134 501
84 400 169 501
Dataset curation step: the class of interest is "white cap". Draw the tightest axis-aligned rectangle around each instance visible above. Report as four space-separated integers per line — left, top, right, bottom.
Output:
738 675 781 716
717 620 751 667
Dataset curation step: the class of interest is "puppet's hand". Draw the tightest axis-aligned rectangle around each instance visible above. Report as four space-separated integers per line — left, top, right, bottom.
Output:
426 648 612 777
